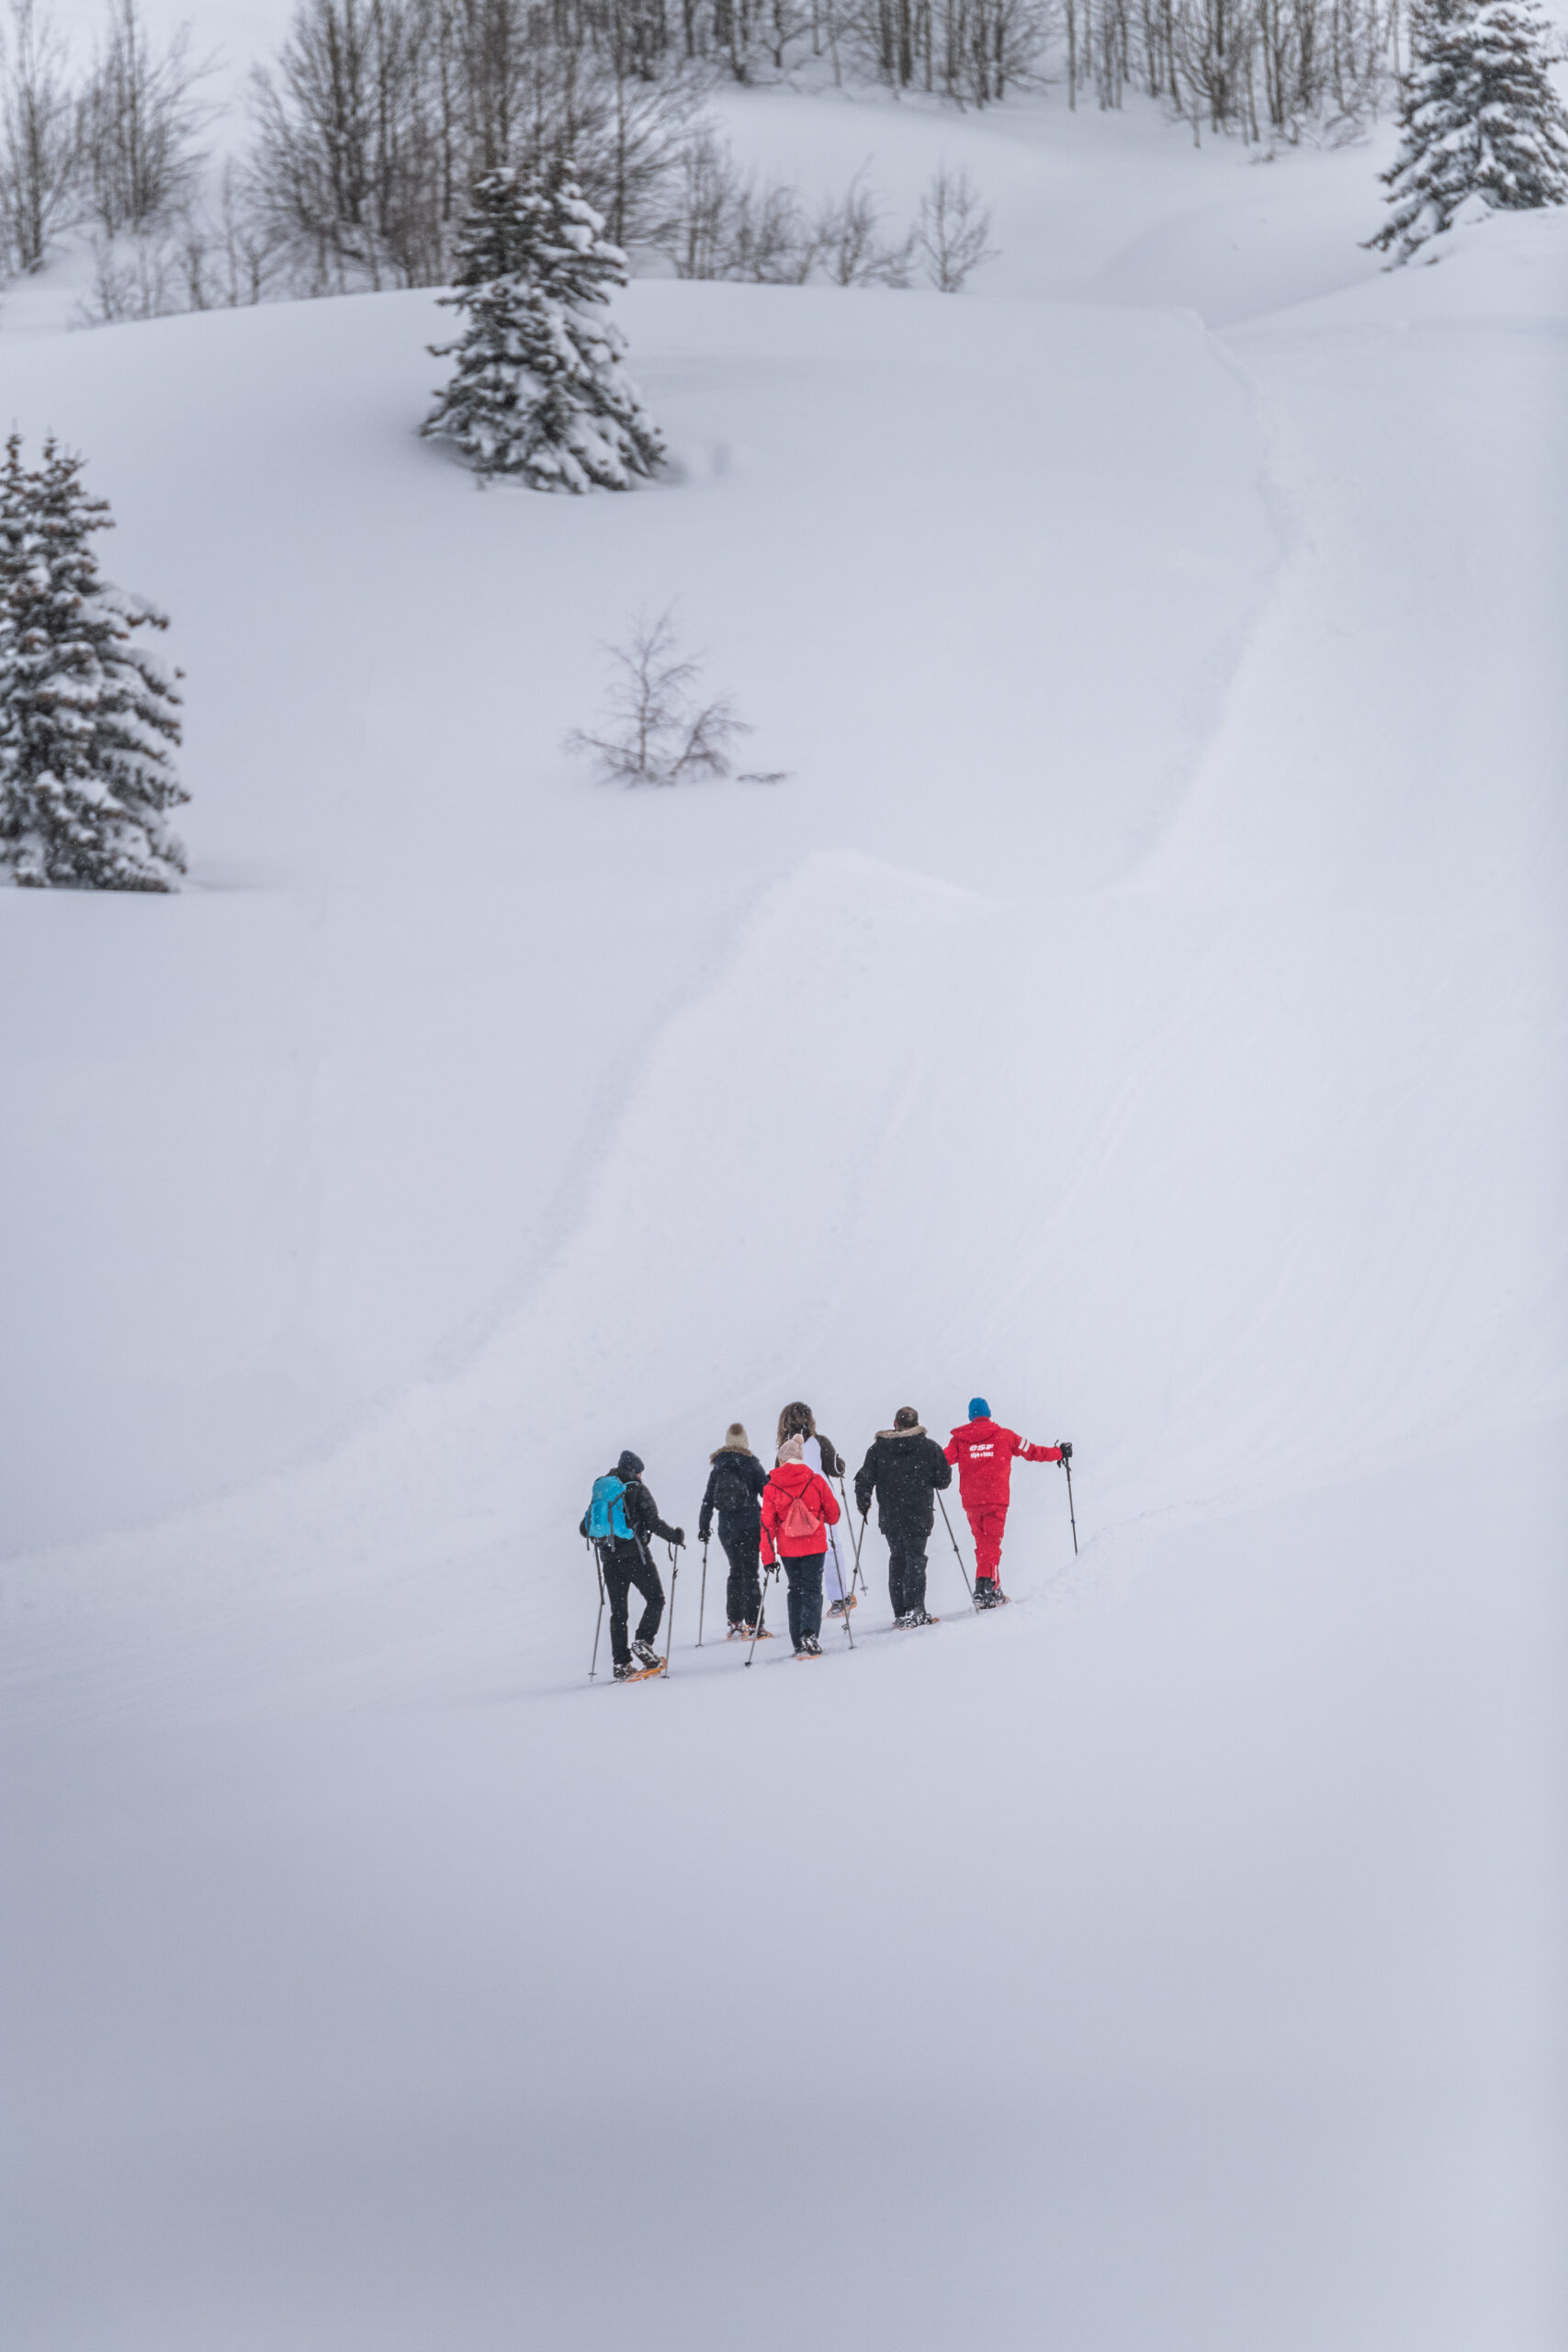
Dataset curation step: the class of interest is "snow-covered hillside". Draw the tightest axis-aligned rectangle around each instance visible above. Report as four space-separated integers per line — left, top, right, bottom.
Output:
1 89 1563 2352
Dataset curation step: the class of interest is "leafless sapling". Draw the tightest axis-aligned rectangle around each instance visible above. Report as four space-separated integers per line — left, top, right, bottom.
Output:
913 161 996 291
809 162 913 284
565 607 754 786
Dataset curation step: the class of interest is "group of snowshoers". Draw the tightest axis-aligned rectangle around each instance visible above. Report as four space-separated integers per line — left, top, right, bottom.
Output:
580 1400 1071 1680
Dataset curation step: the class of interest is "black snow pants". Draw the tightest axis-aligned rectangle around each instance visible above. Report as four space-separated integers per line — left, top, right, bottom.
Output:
600 1539 664 1667
719 1516 762 1627
886 1532 929 1619
783 1553 826 1650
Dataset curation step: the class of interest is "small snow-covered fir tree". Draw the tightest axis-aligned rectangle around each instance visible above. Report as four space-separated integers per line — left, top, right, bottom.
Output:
422 161 664 492
0 435 186 890
1369 0 1568 263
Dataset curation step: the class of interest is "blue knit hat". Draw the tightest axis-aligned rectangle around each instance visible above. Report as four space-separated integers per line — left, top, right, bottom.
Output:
968 1397 990 1420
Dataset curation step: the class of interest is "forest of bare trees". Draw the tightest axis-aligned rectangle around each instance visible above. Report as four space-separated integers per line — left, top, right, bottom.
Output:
1061 0 1400 138
0 0 1406 311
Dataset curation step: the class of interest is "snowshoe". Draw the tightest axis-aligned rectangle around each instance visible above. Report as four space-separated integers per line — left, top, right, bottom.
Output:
906 1607 939 1627
743 1623 775 1641
973 1580 1009 1611
632 1638 662 1669
797 1634 823 1657
827 1594 857 1618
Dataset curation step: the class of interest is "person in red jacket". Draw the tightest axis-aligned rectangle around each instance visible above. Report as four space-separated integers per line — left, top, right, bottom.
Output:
944 1397 1066 1607
760 1433 841 1657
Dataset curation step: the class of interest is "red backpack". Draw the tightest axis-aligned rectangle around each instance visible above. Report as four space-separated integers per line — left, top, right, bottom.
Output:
781 1477 825 1544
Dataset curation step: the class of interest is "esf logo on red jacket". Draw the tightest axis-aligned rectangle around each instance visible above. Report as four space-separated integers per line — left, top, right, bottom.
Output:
944 1418 1065 1513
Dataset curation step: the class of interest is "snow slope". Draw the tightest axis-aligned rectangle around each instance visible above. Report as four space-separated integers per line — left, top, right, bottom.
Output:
1 277 1285 1549
1 110 1563 2352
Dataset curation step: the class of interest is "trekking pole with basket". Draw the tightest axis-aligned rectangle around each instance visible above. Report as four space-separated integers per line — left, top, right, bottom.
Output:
662 1541 681 1673
936 1491 979 1614
835 1474 869 1593
1060 1442 1078 1555
746 1565 777 1668
830 1492 856 1651
588 1539 607 1679
697 1536 709 1646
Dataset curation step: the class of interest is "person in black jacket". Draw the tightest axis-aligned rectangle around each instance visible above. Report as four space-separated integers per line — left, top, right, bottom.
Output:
696 1422 770 1636
853 1408 953 1626
580 1449 684 1678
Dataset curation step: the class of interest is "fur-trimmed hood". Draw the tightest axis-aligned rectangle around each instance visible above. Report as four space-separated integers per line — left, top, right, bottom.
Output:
853 1426 953 1532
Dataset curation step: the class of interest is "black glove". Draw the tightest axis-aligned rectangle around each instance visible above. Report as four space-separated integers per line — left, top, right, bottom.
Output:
672 1527 686 1547
697 1522 711 1546
1058 1441 1073 1463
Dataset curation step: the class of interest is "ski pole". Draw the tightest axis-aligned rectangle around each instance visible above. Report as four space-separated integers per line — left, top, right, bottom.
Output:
936 1491 979 1613
1061 1442 1078 1555
747 1564 776 1668
588 1541 607 1679
697 1537 709 1646
663 1542 680 1673
835 1474 869 1593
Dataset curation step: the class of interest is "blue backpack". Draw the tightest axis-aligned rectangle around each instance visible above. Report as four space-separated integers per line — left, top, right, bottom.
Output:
587 1474 634 1543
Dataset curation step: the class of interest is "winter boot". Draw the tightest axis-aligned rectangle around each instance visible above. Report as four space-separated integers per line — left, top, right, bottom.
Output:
614 1659 639 1680
798 1634 823 1657
974 1578 1004 1611
906 1607 937 1627
632 1638 661 1669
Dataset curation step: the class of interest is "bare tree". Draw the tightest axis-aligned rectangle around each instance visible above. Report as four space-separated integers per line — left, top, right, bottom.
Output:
73 220 175 317
213 160 292 303
810 163 912 284
0 0 79 273
660 137 917 283
80 0 213 237
504 37 698 250
247 0 446 292
660 128 805 277
566 607 754 786
71 160 292 322
247 0 695 291
913 161 995 290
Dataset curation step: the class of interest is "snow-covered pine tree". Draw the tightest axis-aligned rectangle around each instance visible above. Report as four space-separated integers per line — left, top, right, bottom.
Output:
0 435 187 890
1369 0 1568 263
422 161 665 492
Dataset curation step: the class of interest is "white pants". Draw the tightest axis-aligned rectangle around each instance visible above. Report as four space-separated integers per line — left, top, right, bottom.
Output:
823 1519 851 1603
805 1437 852 1602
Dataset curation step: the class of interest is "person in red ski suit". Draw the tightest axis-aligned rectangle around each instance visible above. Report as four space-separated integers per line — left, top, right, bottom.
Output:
943 1398 1066 1603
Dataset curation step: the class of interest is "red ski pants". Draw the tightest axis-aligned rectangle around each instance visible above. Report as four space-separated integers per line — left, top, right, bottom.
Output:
965 1505 1009 1578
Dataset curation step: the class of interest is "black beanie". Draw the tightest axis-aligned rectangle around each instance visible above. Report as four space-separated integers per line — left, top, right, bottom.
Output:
617 1449 644 1479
